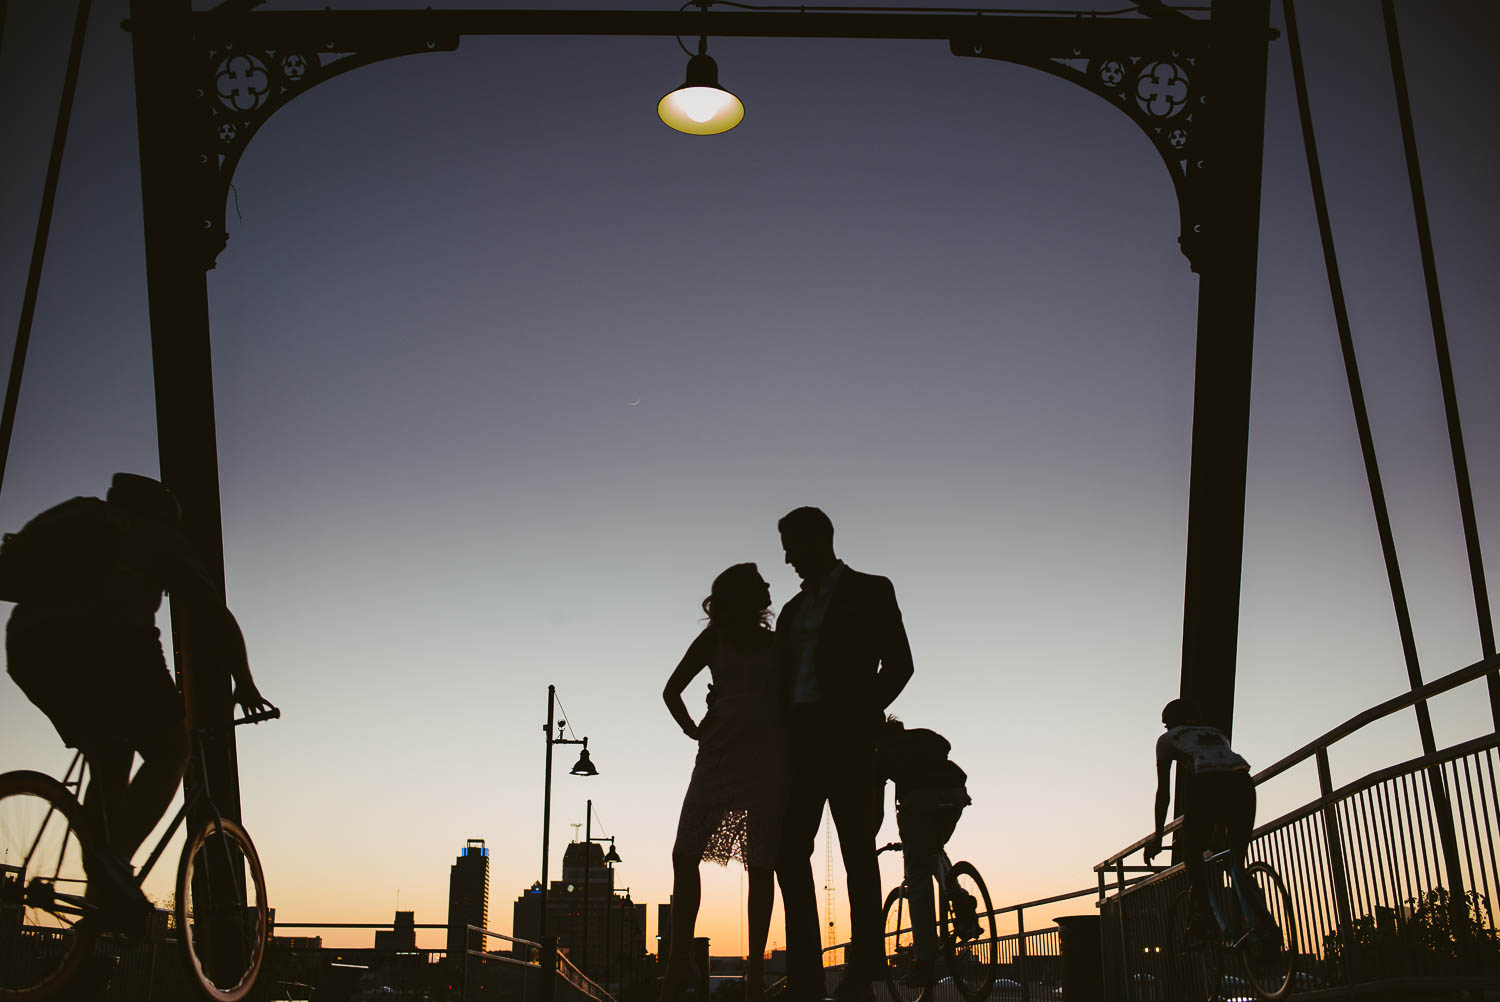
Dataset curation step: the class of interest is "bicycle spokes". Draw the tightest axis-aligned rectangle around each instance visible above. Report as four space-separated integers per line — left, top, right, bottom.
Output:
0 775 96 998
945 863 996 1002
177 819 267 1001
1240 863 1296 1001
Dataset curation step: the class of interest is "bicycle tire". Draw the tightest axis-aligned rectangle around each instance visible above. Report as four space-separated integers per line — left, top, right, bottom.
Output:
1166 889 1221 1002
1240 862 1295 1001
175 817 268 1002
944 862 995 1002
881 886 927 1002
0 770 96 1001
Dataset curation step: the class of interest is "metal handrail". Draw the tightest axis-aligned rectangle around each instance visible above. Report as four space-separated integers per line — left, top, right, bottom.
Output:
556 947 617 1002
1252 654 1498 787
469 923 541 950
1093 652 1499 876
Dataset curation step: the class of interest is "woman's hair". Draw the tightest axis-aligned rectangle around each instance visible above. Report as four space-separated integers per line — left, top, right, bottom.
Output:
702 562 772 641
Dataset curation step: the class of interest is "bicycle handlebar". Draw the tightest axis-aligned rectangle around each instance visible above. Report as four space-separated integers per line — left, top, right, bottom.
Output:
235 706 281 726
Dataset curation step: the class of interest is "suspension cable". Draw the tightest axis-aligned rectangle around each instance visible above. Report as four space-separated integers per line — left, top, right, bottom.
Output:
1381 0 1499 729
0 0 92 498
1283 0 1434 739
1284 0 1469 902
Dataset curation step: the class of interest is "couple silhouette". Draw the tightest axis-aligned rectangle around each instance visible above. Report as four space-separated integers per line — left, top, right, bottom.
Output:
661 506 914 1002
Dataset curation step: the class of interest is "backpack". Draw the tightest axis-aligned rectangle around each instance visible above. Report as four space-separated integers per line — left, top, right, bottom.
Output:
0 497 120 604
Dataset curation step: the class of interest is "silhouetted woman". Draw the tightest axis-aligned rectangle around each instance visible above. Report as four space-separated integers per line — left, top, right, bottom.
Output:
661 563 788 1002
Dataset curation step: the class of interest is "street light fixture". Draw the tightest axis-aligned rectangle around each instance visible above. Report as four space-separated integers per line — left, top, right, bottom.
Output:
570 741 597 776
541 684 596 939
658 37 744 135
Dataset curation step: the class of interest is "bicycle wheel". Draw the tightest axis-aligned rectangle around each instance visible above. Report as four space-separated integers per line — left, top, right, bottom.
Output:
1239 862 1295 1001
1166 889 1220 1002
175 817 268 1002
882 886 927 1002
944 862 995 1002
0 771 96 1000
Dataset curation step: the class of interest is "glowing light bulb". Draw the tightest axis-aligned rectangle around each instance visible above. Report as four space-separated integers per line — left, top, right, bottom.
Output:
657 54 744 135
677 87 729 123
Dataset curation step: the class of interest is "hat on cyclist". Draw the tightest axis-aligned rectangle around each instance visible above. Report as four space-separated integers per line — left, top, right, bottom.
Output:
107 473 183 524
1161 697 1203 728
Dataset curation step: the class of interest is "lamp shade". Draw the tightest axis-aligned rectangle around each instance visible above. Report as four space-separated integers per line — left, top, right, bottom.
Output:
570 748 598 776
658 53 744 135
603 841 622 864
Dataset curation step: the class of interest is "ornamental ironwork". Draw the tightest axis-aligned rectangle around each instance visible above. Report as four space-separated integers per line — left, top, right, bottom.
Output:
194 34 457 267
953 40 1209 270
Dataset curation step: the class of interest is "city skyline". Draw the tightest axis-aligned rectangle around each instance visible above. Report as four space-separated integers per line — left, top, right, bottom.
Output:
2 0 1498 959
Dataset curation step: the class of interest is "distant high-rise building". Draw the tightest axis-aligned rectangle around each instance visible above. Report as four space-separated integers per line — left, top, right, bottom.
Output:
375 910 416 951
447 839 490 962
511 841 648 983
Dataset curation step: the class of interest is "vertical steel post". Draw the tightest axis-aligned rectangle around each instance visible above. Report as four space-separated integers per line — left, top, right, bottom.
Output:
1316 749 1357 984
1176 0 1271 742
1017 908 1029 1002
539 935 558 1002
130 0 240 825
541 686 556 939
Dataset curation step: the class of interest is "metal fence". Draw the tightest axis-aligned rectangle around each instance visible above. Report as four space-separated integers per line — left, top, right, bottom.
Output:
1095 654 1500 1000
823 879 1126 1002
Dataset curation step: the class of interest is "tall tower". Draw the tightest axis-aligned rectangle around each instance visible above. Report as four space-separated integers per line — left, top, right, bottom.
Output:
447 839 491 962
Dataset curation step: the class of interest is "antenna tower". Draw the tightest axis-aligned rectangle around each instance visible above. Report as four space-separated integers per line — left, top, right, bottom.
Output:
823 808 837 948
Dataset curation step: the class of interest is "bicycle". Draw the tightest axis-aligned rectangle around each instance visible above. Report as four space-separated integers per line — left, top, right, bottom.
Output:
1165 852 1296 1001
0 706 279 1001
879 841 996 1002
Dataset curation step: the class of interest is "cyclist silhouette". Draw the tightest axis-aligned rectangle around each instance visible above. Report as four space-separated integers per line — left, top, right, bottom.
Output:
877 715 975 989
2 473 271 927
1144 697 1263 941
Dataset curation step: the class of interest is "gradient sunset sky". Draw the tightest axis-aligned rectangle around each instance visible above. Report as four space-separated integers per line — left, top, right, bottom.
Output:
1 0 1497 957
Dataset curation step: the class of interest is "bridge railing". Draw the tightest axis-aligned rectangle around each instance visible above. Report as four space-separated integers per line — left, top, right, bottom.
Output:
826 879 1154 1001
1094 653 1500 998
254 922 622 1002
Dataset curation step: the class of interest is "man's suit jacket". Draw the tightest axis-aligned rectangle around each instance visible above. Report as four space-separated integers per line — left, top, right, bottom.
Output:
777 566 914 728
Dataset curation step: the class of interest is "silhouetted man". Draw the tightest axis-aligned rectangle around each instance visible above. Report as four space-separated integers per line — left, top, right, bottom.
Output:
775 506 913 1002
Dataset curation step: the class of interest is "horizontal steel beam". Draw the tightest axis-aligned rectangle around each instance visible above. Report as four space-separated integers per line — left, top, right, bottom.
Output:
273 922 449 929
167 7 1208 48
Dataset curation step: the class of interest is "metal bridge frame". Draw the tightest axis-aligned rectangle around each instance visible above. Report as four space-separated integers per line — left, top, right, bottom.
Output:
125 0 1271 819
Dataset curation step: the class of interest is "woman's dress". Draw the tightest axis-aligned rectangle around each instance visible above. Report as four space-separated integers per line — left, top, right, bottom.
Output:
671 630 789 868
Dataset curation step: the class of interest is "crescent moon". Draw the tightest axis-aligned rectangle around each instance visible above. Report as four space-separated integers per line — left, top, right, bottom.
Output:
627 399 640 406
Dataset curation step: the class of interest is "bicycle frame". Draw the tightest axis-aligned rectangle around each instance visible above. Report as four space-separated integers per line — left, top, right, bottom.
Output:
31 727 245 916
1197 846 1270 945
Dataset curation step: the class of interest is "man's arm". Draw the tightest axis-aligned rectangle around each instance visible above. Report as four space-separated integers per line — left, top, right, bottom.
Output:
873 577 914 709
165 539 270 715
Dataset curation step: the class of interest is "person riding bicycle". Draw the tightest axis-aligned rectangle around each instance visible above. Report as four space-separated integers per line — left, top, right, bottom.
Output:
1143 697 1269 943
876 715 975 989
1 473 272 929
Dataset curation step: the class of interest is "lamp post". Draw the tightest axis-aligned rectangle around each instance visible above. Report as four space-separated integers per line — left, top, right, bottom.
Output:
541 685 597 939
582 799 621 980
